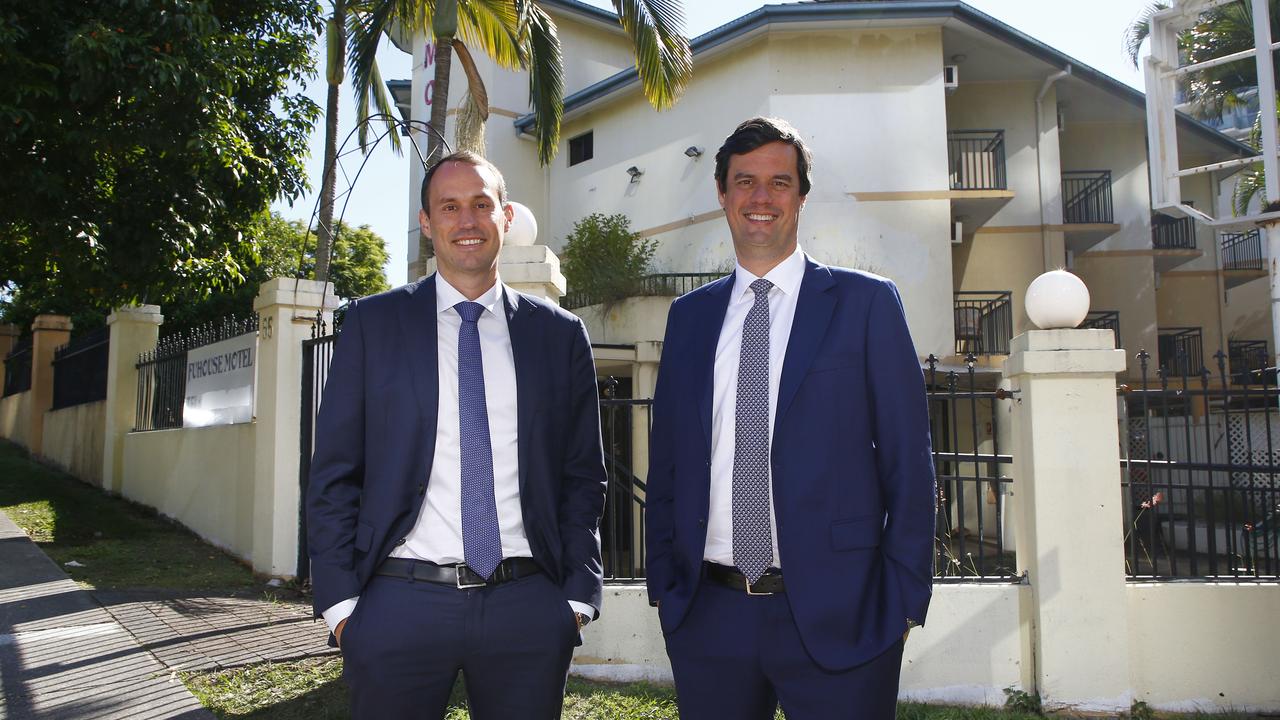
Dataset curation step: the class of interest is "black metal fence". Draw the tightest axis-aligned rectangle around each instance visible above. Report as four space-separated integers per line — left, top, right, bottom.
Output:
1082 310 1121 347
1157 327 1205 378
135 315 259 431
52 328 109 410
927 356 1017 582
297 319 339 583
1221 229 1263 270
562 272 724 311
3 337 32 397
1152 215 1197 250
1121 349 1280 580
953 291 1013 356
599 379 649 582
1062 170 1114 224
947 130 1007 190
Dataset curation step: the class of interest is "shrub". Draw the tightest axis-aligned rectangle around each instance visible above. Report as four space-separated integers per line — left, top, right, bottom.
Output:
560 213 655 306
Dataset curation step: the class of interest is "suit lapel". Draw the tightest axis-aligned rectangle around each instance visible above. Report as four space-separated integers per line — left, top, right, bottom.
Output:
776 259 836 423
503 286 539 497
693 276 735 453
401 276 439 472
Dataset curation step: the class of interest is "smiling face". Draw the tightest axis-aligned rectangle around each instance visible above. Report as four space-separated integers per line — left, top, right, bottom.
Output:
419 160 512 298
717 141 807 275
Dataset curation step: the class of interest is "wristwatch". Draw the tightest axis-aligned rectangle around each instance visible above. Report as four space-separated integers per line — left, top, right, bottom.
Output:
574 612 590 631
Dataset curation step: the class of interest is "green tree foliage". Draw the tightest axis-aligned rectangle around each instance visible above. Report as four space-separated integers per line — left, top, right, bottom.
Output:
0 0 322 331
143 212 390 333
560 213 655 306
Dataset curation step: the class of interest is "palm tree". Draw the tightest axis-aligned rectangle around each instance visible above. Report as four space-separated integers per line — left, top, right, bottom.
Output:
349 0 691 167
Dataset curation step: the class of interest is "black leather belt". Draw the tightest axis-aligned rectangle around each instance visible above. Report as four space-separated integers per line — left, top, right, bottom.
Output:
375 557 542 589
704 562 785 595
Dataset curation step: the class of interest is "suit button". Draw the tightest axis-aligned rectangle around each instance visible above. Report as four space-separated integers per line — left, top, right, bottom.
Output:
697 518 706 526
395 537 406 546
417 483 426 495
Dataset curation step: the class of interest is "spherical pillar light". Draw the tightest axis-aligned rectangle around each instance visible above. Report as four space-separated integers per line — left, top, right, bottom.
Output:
1025 270 1090 330
506 201 538 246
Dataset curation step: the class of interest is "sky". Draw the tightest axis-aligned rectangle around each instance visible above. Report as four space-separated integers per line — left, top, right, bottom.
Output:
270 1 1156 288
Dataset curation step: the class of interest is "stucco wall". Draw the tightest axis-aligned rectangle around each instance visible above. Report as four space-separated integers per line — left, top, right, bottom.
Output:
572 583 1026 706
575 296 675 346
1128 583 1280 712
953 230 1043 339
0 390 32 449
42 401 105 486
1074 254 1159 369
121 424 257 562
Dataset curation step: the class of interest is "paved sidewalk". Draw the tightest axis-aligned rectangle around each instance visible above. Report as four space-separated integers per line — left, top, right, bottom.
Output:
0 510 336 719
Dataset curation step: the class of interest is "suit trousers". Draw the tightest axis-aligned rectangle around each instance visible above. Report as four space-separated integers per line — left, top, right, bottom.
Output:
663 580 904 720
340 571 579 720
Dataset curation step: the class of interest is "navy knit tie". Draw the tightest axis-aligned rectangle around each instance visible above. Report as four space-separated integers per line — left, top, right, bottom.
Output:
455 301 502 579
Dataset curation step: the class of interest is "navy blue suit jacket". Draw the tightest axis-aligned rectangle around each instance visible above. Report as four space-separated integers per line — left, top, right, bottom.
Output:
306 276 607 621
645 257 935 670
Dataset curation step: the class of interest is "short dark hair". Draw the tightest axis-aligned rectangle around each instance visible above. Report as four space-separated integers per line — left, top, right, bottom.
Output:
419 151 508 216
714 117 813 196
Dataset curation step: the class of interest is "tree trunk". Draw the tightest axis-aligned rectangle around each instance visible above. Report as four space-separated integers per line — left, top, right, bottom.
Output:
427 38 454 166
315 0 345 284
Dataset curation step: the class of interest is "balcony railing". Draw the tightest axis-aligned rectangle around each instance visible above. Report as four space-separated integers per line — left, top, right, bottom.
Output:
1152 215 1197 250
1228 339 1269 384
1221 229 1263 270
562 272 724 310
954 291 1013 356
1082 310 1121 347
1157 327 1205 378
947 130 1007 190
1062 170 1114 224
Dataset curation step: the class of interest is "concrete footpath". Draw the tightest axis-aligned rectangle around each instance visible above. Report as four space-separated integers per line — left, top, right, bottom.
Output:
0 510 336 719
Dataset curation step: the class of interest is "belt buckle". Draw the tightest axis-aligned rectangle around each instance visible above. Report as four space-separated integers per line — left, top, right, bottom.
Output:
455 565 487 590
744 577 773 596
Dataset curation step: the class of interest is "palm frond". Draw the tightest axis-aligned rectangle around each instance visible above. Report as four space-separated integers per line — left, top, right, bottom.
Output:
610 0 692 110
1122 2 1169 68
524 4 564 164
457 0 523 70
346 3 402 153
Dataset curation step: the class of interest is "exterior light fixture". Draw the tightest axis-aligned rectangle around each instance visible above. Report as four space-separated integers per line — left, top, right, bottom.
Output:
684 146 703 158
627 166 643 183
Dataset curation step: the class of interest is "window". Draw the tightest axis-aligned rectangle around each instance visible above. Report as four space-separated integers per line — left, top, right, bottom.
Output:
569 131 593 166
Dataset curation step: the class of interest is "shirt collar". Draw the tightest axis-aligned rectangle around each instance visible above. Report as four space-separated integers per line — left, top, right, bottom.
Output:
435 272 506 317
731 245 806 302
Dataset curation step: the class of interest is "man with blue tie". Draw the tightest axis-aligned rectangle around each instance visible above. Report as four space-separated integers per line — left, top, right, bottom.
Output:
306 152 607 719
646 117 936 719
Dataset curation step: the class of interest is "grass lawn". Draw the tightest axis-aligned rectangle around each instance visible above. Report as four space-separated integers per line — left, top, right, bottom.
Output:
0 440 255 590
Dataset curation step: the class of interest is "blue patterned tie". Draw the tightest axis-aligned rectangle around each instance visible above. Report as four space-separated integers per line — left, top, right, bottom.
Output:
733 279 775 584
455 301 502 579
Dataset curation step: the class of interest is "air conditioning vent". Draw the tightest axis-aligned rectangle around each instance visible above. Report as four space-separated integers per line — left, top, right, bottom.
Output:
944 65 959 92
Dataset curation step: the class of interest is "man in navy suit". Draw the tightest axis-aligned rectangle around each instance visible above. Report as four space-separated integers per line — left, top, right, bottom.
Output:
646 117 936 719
306 151 606 719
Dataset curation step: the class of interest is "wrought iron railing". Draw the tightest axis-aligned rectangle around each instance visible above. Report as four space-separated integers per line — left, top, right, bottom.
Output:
1152 215 1197 249
926 355 1019 582
135 315 258 431
1062 170 1114 224
1229 339 1269 384
953 291 1013 356
1082 310 1121 348
2 337 32 397
561 272 724 311
52 327 109 409
1157 327 1205 379
947 130 1007 190
1221 229 1264 270
1121 349 1280 580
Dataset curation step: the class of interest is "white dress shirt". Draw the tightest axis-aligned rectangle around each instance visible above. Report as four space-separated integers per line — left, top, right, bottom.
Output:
704 245 807 568
323 273 591 632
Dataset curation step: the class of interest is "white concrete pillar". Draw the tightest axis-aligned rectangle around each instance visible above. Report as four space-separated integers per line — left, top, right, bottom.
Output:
499 245 567 304
1004 328 1129 711
0 323 18 360
29 315 72 456
252 278 340 577
102 305 163 493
